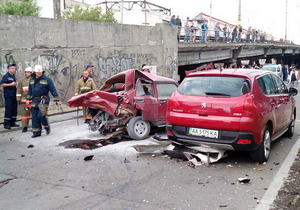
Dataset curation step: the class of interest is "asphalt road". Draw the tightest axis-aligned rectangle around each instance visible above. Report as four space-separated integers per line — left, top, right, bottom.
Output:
0 93 300 210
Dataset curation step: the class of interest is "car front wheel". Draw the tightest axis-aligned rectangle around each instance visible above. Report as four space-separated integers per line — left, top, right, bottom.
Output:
250 126 271 162
127 116 150 140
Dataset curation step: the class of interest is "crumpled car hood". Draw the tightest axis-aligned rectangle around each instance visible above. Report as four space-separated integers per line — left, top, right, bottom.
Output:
68 91 119 116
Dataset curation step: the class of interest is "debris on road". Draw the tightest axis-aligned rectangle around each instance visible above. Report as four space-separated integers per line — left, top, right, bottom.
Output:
27 144 34 148
84 155 94 161
238 177 251 183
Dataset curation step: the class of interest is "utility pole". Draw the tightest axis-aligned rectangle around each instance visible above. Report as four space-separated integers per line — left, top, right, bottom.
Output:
53 0 61 19
237 0 241 25
285 0 288 43
121 0 124 24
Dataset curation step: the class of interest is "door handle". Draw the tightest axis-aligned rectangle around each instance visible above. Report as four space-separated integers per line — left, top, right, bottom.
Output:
158 99 167 103
136 98 145 103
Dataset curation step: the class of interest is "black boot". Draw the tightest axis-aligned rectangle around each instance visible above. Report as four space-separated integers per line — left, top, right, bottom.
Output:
31 134 41 138
22 127 28 133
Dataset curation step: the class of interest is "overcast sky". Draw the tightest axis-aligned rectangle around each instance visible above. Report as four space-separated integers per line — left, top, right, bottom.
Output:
83 0 300 44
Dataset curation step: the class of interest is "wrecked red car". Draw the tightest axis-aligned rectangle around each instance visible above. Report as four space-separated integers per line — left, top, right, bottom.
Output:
68 69 178 140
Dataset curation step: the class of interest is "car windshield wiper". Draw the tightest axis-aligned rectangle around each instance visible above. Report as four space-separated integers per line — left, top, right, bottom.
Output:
205 92 231 96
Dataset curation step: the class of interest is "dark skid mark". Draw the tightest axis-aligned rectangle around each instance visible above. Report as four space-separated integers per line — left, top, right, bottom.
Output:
58 138 131 150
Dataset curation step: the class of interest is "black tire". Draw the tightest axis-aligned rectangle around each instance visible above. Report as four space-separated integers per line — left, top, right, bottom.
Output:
250 126 271 162
285 115 295 137
127 116 150 140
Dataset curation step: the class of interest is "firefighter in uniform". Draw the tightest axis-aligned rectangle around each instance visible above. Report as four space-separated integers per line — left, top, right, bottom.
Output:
16 67 33 132
0 63 19 129
26 65 59 138
75 69 97 123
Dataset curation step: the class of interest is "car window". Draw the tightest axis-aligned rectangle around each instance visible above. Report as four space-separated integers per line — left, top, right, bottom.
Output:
136 80 153 96
262 66 276 72
178 76 250 97
156 83 178 97
272 74 288 94
136 80 146 96
257 74 276 95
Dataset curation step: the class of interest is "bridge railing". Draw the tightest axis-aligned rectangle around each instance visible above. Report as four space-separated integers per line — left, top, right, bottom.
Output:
179 28 288 44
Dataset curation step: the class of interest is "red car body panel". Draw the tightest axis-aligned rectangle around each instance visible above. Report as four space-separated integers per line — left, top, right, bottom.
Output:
166 69 297 152
68 69 178 137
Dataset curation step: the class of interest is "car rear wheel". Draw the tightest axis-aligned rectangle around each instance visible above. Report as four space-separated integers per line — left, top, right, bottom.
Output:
285 115 295 137
250 126 271 162
127 116 150 140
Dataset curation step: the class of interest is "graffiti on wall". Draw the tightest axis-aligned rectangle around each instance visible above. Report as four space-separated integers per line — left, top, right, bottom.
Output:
0 51 161 107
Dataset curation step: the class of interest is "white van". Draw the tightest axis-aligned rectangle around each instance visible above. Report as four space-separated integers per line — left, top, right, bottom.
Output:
261 64 282 78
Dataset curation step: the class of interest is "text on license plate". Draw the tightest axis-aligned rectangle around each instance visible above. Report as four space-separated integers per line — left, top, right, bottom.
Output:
188 127 219 139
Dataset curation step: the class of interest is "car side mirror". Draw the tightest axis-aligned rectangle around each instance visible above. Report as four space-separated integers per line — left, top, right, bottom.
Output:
289 87 298 96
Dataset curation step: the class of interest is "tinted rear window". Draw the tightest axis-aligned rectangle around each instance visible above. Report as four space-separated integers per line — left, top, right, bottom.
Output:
178 76 250 97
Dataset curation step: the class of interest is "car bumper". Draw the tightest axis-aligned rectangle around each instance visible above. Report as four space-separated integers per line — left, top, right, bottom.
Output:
167 125 260 151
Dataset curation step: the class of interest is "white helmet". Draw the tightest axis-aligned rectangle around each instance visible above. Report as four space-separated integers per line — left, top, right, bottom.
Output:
34 65 43 73
24 67 33 72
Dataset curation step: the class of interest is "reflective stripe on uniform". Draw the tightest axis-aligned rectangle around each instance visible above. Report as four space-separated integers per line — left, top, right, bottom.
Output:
21 116 31 119
22 86 29 91
16 94 22 97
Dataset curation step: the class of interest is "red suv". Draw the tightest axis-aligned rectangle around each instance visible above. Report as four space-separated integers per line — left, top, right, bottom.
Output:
166 69 298 162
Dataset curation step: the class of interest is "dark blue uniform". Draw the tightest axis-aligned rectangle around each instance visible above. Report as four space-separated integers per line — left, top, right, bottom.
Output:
27 74 59 136
0 72 18 127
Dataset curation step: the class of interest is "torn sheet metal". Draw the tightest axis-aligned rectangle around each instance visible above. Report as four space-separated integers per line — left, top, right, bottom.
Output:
132 137 173 153
132 137 228 165
184 147 227 166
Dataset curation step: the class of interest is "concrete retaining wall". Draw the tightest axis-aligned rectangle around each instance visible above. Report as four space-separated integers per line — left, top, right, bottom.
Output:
0 14 178 110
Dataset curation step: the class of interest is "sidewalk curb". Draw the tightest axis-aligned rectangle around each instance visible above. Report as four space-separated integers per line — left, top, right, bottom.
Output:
255 136 300 210
0 111 82 134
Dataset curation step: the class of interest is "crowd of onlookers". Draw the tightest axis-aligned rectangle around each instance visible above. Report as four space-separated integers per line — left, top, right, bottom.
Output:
169 15 287 44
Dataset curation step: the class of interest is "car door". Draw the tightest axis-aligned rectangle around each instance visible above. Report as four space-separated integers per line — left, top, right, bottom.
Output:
155 82 178 123
259 74 285 133
271 74 291 127
134 79 159 122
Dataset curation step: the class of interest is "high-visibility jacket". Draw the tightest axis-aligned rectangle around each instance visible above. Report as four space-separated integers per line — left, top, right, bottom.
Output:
16 77 30 103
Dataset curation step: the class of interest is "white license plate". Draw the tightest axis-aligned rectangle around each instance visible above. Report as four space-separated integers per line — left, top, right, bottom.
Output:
188 127 219 139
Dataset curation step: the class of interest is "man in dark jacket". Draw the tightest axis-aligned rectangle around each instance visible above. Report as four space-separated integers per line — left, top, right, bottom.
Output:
0 63 19 129
175 15 182 42
26 65 60 138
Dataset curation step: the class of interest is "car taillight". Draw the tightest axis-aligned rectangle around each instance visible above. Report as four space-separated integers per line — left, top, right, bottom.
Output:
237 139 252 144
232 94 255 116
167 98 182 112
167 130 174 136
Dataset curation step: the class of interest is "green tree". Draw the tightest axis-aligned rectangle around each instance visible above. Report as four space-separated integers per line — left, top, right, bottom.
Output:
0 0 41 17
62 5 118 23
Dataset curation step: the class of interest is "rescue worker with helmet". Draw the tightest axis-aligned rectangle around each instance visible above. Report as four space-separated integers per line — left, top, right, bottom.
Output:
75 69 97 123
26 65 59 138
16 66 33 133
0 63 19 129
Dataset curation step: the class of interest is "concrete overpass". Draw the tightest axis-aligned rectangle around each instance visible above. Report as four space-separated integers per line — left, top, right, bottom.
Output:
178 42 300 80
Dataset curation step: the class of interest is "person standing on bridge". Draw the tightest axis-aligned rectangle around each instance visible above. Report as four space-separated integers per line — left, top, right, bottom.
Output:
175 15 182 42
26 65 60 138
0 63 19 129
16 66 33 133
214 22 222 42
231 26 238 43
201 20 208 43
183 17 190 43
